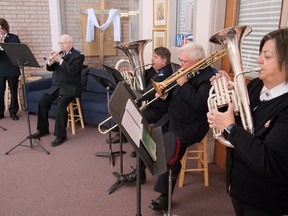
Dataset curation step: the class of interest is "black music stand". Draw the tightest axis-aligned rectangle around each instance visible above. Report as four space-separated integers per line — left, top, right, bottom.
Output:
108 82 167 216
103 65 136 195
0 43 50 155
90 74 121 167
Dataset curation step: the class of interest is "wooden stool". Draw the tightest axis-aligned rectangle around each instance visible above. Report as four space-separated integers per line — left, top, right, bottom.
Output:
67 98 85 134
178 135 209 187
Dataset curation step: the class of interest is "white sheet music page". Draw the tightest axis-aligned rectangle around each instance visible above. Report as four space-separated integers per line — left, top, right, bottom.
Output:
121 99 143 147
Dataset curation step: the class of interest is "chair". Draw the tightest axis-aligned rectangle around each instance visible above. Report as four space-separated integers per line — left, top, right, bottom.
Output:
67 97 85 134
178 135 209 187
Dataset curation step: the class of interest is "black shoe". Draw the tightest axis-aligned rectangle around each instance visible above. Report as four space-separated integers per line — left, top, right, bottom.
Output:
0 114 4 119
149 194 168 211
106 133 128 144
51 137 67 147
121 169 146 184
130 150 136 158
10 113 19 121
30 130 50 139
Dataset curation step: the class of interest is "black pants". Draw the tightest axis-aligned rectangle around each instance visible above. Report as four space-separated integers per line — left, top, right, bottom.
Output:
0 76 19 115
37 92 74 138
231 198 281 216
153 142 191 195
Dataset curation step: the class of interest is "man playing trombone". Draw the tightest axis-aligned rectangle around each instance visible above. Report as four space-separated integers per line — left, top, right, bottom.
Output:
149 42 217 211
30 34 85 147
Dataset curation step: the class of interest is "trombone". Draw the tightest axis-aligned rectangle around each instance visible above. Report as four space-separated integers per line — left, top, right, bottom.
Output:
98 49 226 134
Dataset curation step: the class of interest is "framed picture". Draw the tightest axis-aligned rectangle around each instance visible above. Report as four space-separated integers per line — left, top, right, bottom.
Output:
152 29 167 49
153 0 167 27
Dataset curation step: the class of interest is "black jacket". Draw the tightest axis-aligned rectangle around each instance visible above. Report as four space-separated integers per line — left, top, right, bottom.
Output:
46 47 85 98
168 66 216 144
226 78 288 214
0 33 21 77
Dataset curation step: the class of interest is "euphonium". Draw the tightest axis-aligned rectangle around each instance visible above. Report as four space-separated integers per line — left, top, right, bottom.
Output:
115 39 152 92
208 26 259 148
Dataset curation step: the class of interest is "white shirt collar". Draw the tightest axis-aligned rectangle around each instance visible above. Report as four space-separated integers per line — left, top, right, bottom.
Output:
260 82 288 101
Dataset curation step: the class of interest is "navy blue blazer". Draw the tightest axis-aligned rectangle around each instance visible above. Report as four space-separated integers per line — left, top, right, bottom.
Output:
46 47 85 98
0 33 21 77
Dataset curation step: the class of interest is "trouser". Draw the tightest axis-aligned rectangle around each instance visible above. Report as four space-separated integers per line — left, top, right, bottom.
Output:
0 76 19 115
153 142 191 195
37 92 74 138
231 198 281 216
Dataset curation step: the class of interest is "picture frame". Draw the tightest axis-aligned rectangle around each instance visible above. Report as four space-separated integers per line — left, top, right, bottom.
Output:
152 29 167 49
153 0 167 28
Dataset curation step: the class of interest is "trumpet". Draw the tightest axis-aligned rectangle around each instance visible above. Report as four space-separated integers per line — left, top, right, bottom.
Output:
44 49 65 66
97 49 226 135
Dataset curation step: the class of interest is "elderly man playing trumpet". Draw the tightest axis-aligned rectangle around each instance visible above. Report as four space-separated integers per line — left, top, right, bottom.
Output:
31 34 85 147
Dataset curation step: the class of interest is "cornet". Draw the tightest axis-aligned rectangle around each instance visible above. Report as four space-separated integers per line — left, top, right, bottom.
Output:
44 49 65 66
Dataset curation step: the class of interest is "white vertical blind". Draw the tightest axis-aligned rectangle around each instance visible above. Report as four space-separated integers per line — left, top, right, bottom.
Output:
237 0 282 78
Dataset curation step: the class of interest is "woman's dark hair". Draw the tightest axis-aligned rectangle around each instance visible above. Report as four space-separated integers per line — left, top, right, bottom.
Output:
259 28 288 73
0 18 10 33
154 47 171 65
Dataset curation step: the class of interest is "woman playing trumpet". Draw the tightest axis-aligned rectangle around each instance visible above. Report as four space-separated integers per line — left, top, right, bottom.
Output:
207 28 288 215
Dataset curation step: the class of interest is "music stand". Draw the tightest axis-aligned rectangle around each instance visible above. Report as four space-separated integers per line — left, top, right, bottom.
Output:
103 64 135 194
0 43 50 155
108 82 167 216
90 73 121 167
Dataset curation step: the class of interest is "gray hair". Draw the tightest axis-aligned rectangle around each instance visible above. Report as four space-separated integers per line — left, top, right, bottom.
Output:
179 42 206 60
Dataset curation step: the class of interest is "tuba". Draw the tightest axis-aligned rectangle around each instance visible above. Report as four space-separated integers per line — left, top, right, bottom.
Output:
208 26 259 148
115 39 152 92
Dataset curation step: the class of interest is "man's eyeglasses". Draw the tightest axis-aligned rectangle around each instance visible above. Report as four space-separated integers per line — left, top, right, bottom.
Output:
58 41 71 45
178 58 191 64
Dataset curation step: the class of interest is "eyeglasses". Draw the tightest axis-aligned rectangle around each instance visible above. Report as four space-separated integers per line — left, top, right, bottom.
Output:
58 41 71 45
178 58 191 64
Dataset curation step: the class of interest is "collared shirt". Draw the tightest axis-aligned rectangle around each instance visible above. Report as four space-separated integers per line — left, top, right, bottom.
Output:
260 82 288 101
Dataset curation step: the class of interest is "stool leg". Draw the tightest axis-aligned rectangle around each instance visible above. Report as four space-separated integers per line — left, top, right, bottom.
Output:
76 98 85 129
68 103 76 135
202 137 209 186
178 149 187 187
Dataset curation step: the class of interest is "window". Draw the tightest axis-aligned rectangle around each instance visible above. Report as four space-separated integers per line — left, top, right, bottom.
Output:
176 0 195 46
237 0 282 78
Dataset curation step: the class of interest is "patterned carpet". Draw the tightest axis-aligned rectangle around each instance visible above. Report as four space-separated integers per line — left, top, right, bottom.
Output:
0 110 234 216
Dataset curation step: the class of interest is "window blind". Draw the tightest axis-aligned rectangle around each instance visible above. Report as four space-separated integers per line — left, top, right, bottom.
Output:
237 0 282 78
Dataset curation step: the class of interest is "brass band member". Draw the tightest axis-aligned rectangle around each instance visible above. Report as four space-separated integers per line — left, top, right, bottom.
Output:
31 34 85 147
149 42 217 211
0 18 21 121
207 28 288 215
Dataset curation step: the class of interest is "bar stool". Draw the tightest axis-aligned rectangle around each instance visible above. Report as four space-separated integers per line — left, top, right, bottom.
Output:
67 97 85 134
178 135 209 187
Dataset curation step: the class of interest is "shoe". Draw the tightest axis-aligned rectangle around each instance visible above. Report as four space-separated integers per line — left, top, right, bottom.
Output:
149 194 168 211
51 137 67 147
106 133 128 144
130 150 136 158
30 130 50 139
0 114 4 119
10 113 19 121
121 169 146 184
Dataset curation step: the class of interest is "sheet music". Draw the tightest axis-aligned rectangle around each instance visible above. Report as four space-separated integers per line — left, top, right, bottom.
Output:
121 99 143 147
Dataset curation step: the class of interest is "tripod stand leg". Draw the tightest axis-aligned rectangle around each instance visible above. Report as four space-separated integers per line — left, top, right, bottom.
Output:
5 136 50 155
0 125 7 131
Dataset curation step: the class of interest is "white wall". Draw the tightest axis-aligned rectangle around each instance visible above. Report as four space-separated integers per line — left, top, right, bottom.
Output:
48 0 62 50
140 0 226 68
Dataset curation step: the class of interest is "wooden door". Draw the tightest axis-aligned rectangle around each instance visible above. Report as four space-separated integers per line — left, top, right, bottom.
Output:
213 0 240 172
